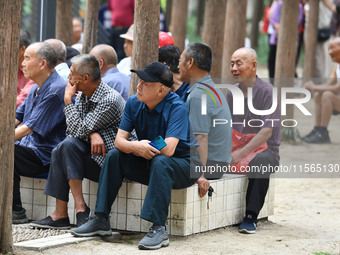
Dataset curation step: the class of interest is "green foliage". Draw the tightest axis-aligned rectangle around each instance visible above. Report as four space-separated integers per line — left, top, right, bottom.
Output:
121 234 135 245
256 33 270 67
186 15 202 43
124 239 133 245
80 0 86 10
280 127 301 144
21 0 32 32
161 0 167 11
312 252 331 255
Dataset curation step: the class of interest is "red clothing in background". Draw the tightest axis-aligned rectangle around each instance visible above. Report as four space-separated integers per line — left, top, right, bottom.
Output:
108 0 134 27
17 69 34 108
262 6 271 34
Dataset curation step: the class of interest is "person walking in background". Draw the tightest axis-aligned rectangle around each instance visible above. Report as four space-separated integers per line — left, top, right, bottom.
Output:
268 0 304 80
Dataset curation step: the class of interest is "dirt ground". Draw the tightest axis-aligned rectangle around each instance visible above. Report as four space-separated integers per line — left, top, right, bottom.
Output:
15 88 340 255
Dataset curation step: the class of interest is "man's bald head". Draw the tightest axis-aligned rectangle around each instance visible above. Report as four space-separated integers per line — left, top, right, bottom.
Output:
230 47 258 83
232 47 258 62
44 39 66 63
90 44 118 66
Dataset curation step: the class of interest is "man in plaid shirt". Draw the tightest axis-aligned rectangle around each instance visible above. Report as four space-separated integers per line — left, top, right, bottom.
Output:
30 54 126 229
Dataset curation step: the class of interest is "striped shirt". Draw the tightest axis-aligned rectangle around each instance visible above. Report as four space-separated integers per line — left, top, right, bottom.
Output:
64 81 125 166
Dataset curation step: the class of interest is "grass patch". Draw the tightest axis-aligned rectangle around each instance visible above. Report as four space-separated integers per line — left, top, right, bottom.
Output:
121 234 136 245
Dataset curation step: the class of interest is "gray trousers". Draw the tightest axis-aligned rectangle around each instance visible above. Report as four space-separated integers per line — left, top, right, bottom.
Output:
44 137 101 202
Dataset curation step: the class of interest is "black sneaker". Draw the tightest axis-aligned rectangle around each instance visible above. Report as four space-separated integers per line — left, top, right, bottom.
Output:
138 224 169 250
30 216 71 229
302 127 318 141
304 130 331 144
71 215 112 237
76 205 90 227
12 208 29 224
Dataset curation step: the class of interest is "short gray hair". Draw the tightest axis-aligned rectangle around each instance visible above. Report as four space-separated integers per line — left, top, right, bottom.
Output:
34 42 58 69
185 42 212 72
71 54 101 81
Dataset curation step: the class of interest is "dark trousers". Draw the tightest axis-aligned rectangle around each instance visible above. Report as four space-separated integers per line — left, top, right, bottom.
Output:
95 149 197 226
268 44 277 81
110 26 129 61
44 137 101 202
246 149 279 218
13 145 50 210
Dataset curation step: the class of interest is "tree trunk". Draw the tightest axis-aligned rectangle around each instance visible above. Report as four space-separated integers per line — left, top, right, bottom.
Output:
275 1 300 80
56 0 73 46
250 0 264 49
196 0 205 36
303 0 319 79
274 0 300 143
275 2 300 79
166 0 173 29
0 0 22 253
129 0 160 96
82 0 100 53
221 0 248 78
169 0 188 51
202 0 227 78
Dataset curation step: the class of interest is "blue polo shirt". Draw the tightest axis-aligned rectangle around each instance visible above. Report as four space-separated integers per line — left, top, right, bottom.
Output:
102 67 130 101
55 62 70 81
119 91 190 156
175 82 190 101
15 71 67 165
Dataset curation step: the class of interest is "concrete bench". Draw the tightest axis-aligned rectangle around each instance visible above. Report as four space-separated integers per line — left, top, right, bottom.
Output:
20 174 274 236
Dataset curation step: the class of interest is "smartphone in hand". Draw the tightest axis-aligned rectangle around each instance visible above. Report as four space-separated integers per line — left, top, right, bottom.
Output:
149 135 167 150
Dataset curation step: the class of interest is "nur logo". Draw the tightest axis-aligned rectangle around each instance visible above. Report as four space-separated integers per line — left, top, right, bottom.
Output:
198 82 222 115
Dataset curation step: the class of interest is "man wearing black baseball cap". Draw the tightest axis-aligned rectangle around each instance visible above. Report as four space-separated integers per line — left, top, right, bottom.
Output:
72 62 197 250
